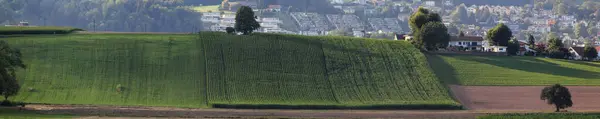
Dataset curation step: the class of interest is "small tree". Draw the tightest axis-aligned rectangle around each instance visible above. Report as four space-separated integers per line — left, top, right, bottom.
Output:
527 34 536 51
583 45 598 60
0 40 26 101
541 84 573 112
225 27 235 34
234 6 260 35
507 38 520 56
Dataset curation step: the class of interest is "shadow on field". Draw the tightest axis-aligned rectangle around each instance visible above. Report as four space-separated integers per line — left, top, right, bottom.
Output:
425 54 460 85
212 104 462 110
449 55 600 79
567 61 600 69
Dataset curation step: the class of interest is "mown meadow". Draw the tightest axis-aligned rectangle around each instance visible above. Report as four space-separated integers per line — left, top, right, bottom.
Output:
3 32 458 109
428 54 600 86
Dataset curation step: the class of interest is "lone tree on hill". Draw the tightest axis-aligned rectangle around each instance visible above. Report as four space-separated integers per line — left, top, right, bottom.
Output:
486 23 513 46
234 6 260 35
0 40 26 101
583 45 598 60
409 7 448 51
416 22 450 51
541 84 573 112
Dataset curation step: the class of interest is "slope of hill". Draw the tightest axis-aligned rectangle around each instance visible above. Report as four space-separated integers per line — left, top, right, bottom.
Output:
428 54 600 86
5 32 458 109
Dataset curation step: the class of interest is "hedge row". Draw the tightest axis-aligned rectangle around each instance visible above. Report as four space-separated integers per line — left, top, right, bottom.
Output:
0 26 83 35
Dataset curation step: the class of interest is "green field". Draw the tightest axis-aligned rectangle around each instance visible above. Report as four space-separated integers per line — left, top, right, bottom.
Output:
478 113 600 119
428 54 600 85
0 109 74 119
0 26 83 35
4 32 457 109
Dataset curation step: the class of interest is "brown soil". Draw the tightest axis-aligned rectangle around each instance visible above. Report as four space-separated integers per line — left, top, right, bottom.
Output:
24 104 481 119
450 85 600 111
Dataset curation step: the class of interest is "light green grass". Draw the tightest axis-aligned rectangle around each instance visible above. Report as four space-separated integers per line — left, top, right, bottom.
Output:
428 54 600 86
0 108 74 119
477 113 600 119
5 32 457 109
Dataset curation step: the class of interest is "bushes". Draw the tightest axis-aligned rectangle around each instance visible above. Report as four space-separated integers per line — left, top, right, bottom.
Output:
0 100 26 107
0 26 83 35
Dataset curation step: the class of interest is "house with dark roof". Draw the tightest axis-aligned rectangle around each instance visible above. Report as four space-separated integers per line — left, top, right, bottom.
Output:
568 47 585 60
448 36 485 51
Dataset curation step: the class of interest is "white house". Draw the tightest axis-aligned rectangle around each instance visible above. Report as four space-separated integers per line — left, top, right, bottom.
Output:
596 46 600 60
448 36 485 51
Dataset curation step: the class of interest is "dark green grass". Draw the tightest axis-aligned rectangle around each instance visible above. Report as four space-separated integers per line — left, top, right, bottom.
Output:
428 54 600 86
4 32 458 109
478 113 600 119
0 108 74 119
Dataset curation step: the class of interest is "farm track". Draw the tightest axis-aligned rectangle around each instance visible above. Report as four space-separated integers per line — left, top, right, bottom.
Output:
21 104 600 119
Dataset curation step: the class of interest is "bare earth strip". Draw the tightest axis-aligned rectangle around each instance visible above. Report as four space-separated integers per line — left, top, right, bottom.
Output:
24 104 482 119
450 85 600 111
74 31 191 34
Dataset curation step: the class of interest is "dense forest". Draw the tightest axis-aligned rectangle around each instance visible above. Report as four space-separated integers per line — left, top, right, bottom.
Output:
0 0 202 32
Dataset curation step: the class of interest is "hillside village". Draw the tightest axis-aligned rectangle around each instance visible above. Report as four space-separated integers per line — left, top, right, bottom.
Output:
200 0 600 60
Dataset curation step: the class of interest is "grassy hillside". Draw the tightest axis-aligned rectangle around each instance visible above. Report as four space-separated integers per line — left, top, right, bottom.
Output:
4 32 458 109
0 109 74 119
428 54 600 86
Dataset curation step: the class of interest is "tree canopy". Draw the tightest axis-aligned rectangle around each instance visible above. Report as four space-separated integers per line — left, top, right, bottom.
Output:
409 7 442 34
0 40 25 101
527 34 536 50
574 23 589 38
507 38 520 56
541 84 573 112
583 45 598 60
414 22 450 51
486 23 513 46
234 6 260 35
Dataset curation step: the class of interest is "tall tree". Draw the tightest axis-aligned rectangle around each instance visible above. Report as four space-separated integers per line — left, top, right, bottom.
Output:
408 7 441 34
574 23 589 38
547 35 563 50
527 34 536 50
541 84 573 112
583 45 598 60
234 6 260 35
486 23 513 46
415 22 450 51
0 40 26 101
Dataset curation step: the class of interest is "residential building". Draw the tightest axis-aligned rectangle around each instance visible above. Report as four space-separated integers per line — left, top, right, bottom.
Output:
448 36 485 51
596 46 600 60
568 47 585 60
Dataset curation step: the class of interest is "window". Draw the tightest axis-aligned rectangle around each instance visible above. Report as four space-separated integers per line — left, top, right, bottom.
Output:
458 42 462 45
472 42 477 45
499 48 504 50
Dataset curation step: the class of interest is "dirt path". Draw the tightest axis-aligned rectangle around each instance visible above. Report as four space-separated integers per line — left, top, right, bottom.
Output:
24 104 484 119
74 31 191 34
449 85 600 111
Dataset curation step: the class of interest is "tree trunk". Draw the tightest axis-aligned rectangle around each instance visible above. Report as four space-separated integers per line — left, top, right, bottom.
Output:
555 104 560 112
4 95 8 101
